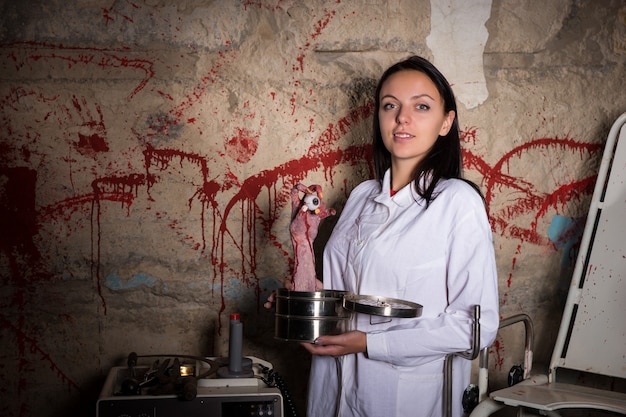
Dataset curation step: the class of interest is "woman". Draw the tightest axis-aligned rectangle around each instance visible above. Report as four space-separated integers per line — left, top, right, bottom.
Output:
302 56 499 417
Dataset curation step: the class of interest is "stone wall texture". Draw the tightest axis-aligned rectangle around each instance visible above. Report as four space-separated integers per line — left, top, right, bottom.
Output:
1 0 625 416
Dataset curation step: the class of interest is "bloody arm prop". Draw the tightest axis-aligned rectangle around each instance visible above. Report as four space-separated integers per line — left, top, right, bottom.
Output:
289 184 335 292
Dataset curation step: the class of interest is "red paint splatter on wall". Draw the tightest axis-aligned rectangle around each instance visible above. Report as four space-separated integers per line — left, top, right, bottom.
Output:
75 133 109 156
312 9 336 39
0 167 78 407
465 138 601 241
211 103 375 320
1 167 38 256
143 146 213 247
169 49 237 121
3 41 155 99
491 339 505 371
225 128 260 163
478 137 601 243
463 136 601 307
101 8 115 25
91 173 148 312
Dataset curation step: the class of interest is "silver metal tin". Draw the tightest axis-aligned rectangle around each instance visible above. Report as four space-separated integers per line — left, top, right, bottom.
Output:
274 289 352 342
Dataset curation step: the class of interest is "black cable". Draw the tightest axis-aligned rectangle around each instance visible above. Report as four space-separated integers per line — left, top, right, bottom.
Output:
258 364 299 417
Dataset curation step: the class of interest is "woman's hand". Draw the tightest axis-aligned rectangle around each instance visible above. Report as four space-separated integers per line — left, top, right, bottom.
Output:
301 331 367 357
263 278 323 309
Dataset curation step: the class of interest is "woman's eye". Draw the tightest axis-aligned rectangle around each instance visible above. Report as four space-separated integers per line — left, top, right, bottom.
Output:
382 102 396 110
416 103 430 110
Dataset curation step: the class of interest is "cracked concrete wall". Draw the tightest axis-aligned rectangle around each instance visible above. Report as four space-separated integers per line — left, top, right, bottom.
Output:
1 0 625 415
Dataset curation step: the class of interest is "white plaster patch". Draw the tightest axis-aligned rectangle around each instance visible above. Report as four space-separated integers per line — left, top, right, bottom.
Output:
426 0 492 109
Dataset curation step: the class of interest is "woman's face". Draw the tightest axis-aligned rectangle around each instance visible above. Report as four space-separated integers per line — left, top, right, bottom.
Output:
378 69 455 169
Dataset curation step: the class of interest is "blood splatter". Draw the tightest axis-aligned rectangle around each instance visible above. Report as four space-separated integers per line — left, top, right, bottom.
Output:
91 173 148 313
225 128 260 163
75 133 110 156
211 102 375 324
0 167 38 253
0 167 79 411
465 136 602 245
311 9 336 39
3 41 155 99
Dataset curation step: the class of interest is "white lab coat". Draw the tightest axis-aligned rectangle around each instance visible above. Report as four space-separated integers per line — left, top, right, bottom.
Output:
306 170 499 417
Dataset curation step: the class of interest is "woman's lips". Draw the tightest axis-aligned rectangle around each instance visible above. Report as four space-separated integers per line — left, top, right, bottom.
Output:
393 131 414 141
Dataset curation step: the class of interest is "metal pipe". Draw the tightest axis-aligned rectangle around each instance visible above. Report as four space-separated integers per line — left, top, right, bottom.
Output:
476 313 534 403
498 313 534 378
443 305 481 417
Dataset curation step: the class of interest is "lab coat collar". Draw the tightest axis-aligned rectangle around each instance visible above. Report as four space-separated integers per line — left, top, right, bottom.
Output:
373 169 426 208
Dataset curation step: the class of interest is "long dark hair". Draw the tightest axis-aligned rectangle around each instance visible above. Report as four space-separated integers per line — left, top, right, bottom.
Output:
372 55 482 206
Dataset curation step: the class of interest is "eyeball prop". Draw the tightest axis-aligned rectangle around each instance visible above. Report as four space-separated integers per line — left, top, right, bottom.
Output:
302 192 321 213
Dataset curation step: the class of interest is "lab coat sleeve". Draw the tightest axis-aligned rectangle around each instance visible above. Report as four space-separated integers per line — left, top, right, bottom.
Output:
366 189 499 367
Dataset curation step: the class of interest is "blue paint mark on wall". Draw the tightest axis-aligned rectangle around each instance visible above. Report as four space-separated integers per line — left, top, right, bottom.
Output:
105 271 159 290
548 215 586 267
221 277 281 302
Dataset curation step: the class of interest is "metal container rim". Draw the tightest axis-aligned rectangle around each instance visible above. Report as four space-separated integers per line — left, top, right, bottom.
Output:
276 288 347 300
274 313 352 321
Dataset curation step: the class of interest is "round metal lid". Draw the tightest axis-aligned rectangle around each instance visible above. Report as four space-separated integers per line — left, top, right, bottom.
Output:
342 293 423 318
